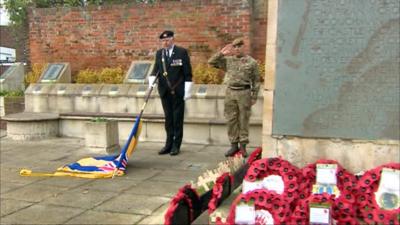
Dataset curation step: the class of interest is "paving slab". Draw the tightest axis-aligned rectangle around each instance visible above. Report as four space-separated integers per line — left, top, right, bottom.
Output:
121 167 162 181
0 203 85 225
1 183 69 203
75 178 138 193
65 210 144 225
0 132 232 224
41 188 118 209
151 169 201 183
124 180 187 197
0 198 34 217
94 194 170 215
35 177 94 189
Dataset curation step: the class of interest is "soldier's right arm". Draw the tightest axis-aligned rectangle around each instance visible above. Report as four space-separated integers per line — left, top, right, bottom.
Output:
208 52 227 71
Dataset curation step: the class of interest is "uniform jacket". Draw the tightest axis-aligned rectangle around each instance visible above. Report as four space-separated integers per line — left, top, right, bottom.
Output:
151 45 192 97
208 52 260 100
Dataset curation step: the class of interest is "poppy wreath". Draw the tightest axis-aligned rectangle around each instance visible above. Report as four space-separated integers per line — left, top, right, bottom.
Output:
232 147 262 164
244 157 302 207
208 172 233 214
246 147 263 165
288 192 359 225
164 184 197 225
297 160 359 223
221 189 291 225
356 163 400 225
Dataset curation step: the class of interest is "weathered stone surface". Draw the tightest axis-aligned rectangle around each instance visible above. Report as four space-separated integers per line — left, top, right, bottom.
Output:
94 194 170 215
0 199 34 217
65 210 144 225
0 204 85 224
276 138 400 173
1 183 69 203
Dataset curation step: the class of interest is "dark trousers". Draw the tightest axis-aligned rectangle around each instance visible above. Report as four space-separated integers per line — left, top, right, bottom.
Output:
160 92 185 149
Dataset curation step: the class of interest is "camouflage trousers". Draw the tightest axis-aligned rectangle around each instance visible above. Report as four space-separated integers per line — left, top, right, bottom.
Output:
224 88 252 144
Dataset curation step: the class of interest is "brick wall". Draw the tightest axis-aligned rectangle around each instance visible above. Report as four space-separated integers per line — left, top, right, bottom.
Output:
0 25 28 63
28 0 267 75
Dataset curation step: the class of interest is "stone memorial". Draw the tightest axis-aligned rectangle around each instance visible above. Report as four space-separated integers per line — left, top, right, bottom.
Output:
39 63 71 83
272 0 399 140
0 63 25 91
124 61 154 84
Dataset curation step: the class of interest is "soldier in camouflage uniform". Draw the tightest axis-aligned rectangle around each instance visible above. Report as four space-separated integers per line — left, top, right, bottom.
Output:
208 38 260 157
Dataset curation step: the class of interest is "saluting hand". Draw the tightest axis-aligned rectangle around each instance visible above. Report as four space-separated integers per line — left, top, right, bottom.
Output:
220 44 234 56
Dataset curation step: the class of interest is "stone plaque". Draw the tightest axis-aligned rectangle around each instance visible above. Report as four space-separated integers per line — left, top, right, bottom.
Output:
0 66 15 80
272 0 400 140
196 86 207 96
41 64 64 81
125 61 154 83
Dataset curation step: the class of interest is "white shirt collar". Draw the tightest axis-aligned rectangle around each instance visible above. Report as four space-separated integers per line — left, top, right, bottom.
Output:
165 45 174 56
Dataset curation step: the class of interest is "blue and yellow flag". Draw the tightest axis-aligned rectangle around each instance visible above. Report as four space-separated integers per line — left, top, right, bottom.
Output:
21 73 158 179
20 112 142 179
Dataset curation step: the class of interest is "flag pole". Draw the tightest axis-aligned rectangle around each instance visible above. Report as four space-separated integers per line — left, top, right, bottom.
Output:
112 72 160 178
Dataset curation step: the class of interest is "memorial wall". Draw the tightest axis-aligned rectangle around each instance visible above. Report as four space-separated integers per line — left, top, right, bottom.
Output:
273 0 399 140
264 0 399 172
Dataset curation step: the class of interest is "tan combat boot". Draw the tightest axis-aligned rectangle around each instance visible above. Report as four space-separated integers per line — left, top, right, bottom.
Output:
225 143 239 157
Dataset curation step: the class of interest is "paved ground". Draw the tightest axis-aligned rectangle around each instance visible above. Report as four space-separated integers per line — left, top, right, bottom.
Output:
0 130 232 225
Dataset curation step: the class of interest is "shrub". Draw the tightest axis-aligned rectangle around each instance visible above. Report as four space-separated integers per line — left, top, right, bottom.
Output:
25 63 45 85
75 66 124 84
258 61 265 83
193 62 265 84
98 66 124 84
75 69 98 83
0 90 24 97
193 63 223 84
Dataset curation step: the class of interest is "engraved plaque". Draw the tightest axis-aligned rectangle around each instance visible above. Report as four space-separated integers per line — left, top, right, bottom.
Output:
57 85 66 94
83 86 92 92
196 86 207 96
109 86 119 95
41 64 64 81
129 63 151 80
272 0 400 140
125 61 154 83
33 85 42 94
82 85 92 95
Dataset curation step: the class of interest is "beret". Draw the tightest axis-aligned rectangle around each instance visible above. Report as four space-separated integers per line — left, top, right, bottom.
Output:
159 30 174 39
232 38 244 46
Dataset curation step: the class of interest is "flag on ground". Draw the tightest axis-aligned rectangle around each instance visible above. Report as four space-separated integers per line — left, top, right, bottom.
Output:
20 73 158 179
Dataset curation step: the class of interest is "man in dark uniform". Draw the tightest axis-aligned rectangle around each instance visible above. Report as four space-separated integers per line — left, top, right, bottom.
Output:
148 30 193 156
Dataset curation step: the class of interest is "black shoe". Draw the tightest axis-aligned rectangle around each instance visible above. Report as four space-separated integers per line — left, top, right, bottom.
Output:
225 143 239 157
170 146 180 156
158 146 171 155
239 143 248 158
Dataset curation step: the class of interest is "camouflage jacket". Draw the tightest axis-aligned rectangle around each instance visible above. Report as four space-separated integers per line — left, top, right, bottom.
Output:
208 52 260 100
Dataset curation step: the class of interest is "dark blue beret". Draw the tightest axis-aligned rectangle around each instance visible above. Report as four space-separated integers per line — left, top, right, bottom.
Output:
159 30 174 39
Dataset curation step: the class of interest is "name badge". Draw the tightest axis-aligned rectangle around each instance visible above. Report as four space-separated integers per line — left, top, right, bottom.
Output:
171 59 183 66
